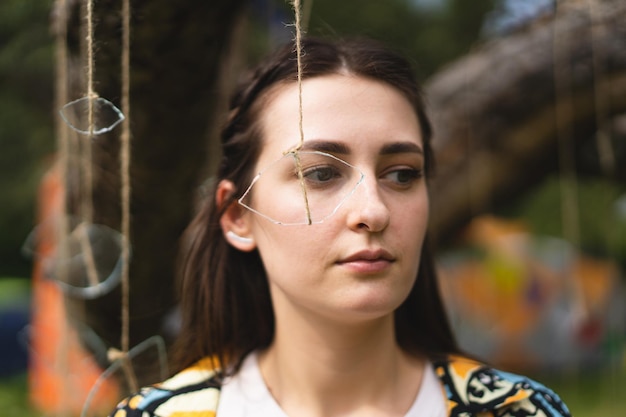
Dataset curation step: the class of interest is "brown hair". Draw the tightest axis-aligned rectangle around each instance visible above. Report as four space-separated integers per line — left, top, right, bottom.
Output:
173 37 460 376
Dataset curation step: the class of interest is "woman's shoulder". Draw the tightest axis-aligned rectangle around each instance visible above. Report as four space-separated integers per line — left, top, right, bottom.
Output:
108 358 222 417
433 355 571 417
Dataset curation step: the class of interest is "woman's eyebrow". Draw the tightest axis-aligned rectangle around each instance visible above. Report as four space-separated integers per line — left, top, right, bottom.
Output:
299 140 351 155
380 141 423 155
297 140 423 155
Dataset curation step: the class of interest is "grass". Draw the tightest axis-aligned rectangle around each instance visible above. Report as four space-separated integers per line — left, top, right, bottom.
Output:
0 373 40 417
0 278 39 416
0 277 30 306
532 367 626 417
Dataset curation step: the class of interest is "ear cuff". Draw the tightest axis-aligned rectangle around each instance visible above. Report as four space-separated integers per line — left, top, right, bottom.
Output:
226 230 254 245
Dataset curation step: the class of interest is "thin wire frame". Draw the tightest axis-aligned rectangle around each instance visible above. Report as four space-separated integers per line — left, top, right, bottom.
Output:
60 96 125 135
238 150 365 226
22 217 128 299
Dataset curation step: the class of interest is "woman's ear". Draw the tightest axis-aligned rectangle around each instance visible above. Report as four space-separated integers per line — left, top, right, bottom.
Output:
217 180 256 252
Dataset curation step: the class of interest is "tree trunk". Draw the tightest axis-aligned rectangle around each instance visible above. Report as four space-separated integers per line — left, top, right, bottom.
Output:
426 0 626 245
56 0 248 383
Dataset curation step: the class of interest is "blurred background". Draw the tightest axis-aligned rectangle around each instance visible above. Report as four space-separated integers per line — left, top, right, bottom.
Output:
1 0 624 415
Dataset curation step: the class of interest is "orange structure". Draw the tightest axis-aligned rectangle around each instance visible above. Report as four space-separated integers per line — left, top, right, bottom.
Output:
29 163 119 416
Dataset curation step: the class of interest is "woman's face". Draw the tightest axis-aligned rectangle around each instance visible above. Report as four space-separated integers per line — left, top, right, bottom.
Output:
237 74 428 324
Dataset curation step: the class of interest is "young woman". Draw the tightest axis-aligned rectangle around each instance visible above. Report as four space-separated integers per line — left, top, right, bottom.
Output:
110 37 570 417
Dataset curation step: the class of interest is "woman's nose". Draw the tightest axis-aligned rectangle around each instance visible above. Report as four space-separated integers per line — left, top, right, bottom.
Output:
345 176 390 232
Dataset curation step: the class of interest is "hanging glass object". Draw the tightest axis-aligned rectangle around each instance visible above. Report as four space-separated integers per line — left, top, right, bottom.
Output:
60 96 125 135
19 320 111 377
20 321 153 416
80 335 169 417
22 217 127 299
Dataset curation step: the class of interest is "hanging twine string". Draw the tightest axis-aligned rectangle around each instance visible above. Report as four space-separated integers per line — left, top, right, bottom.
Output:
75 0 136 390
553 4 581 248
118 0 138 393
292 0 305 150
83 0 95 222
289 0 313 224
552 3 586 321
586 0 615 275
54 0 70 268
78 0 100 287
76 223 100 286
54 0 69 209
86 0 96 138
587 0 615 176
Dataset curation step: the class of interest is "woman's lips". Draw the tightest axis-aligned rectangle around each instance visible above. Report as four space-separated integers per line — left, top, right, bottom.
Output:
337 249 394 274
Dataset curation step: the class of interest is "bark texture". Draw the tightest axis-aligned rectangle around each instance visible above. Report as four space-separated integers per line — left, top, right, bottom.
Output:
426 0 626 245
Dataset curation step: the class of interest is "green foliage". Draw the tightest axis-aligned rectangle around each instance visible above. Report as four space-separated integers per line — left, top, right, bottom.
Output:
499 175 626 268
0 0 54 277
0 277 30 307
306 0 497 77
251 0 496 78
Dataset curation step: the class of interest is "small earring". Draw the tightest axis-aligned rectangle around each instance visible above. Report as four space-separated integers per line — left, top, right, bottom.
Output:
226 230 254 245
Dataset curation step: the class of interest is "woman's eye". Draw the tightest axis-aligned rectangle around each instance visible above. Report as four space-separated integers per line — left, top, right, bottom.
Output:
383 168 422 186
302 166 341 184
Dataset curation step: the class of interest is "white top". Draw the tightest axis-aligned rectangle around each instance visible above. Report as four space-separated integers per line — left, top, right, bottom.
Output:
217 352 446 417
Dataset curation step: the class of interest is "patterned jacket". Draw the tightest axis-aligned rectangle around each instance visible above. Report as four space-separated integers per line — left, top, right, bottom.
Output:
110 356 570 417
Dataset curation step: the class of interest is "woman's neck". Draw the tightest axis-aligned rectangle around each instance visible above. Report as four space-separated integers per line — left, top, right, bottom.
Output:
257 305 426 417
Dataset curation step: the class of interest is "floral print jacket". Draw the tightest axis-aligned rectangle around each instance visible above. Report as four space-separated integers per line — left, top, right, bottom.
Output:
110 356 570 417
